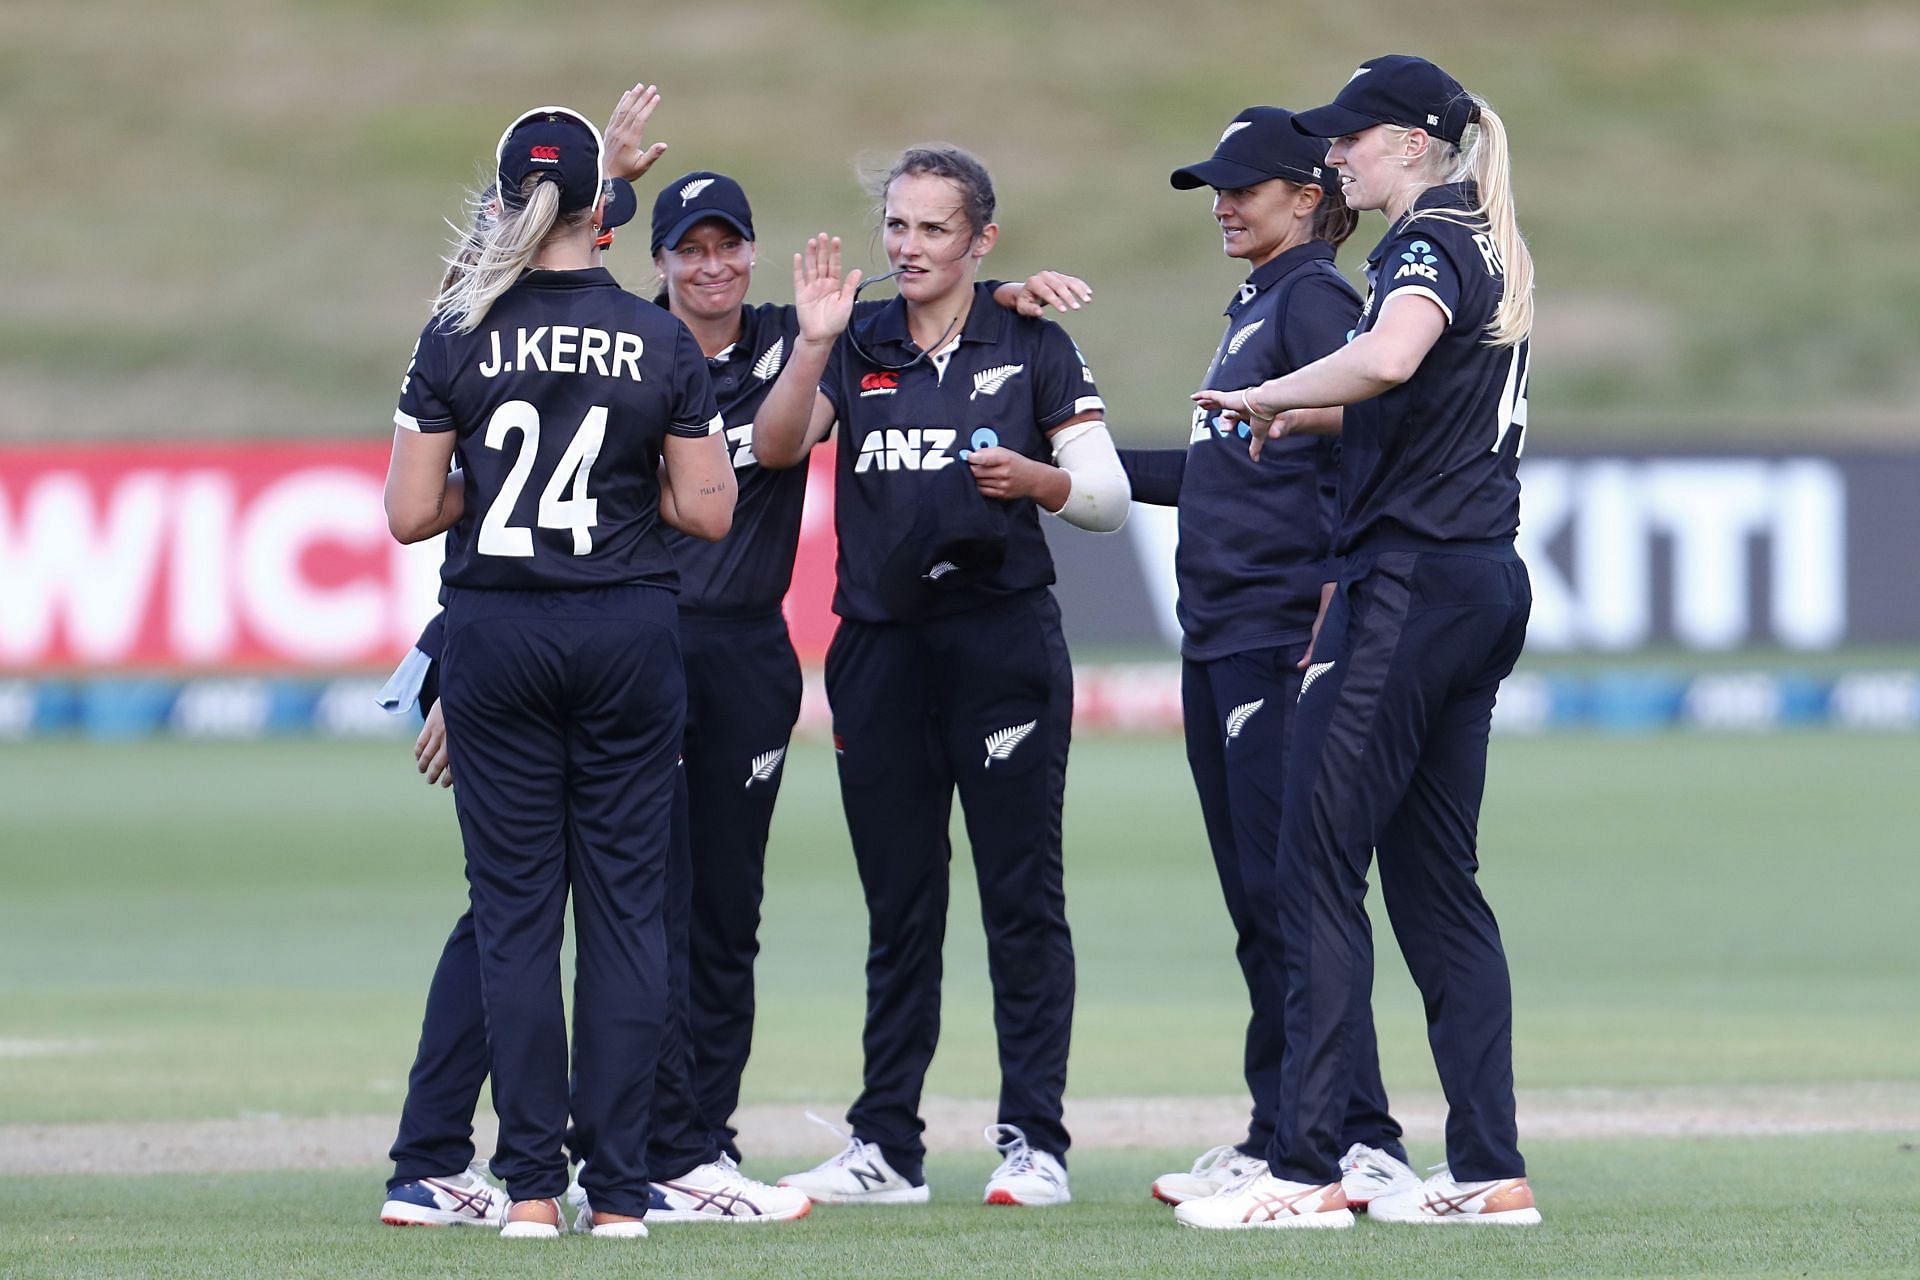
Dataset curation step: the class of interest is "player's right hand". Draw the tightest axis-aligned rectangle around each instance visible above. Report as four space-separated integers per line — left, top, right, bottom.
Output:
793 234 862 346
415 699 452 789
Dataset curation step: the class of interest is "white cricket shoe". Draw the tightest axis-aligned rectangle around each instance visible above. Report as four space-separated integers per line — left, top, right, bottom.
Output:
776 1112 929 1204
1338 1142 1420 1210
982 1124 1071 1206
1172 1171 1353 1230
1367 1165 1541 1225
378 1162 507 1228
652 1158 814 1222
499 1197 566 1239
1150 1143 1266 1206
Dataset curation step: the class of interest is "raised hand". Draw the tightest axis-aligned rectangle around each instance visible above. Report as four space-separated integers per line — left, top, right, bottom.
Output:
792 234 863 345
604 81 669 182
1014 270 1094 316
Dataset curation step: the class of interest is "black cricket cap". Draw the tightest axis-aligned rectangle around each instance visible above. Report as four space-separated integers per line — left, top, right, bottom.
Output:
1170 107 1331 191
494 105 605 214
875 463 1009 620
651 172 756 256
595 178 637 249
1292 55 1479 145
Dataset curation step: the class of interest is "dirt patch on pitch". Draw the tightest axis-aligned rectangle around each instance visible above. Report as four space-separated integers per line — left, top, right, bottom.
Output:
6 1084 1920 1176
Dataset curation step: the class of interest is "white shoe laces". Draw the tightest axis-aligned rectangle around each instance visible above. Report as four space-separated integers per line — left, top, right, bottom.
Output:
984 1124 1040 1177
1188 1143 1243 1175
805 1110 869 1167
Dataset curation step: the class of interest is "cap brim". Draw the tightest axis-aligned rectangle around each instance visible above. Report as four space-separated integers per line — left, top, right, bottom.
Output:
1291 103 1383 138
652 209 754 255
1169 156 1284 191
603 179 636 230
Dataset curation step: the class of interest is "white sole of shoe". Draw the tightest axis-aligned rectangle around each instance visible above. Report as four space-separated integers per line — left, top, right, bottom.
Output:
985 1189 1071 1207
588 1221 649 1238
499 1221 561 1239
647 1203 813 1224
378 1203 497 1228
1378 1206 1543 1226
779 1183 930 1205
1176 1208 1355 1231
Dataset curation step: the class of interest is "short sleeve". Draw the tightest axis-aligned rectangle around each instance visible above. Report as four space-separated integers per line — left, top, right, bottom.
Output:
1375 228 1463 327
394 320 455 433
666 321 723 438
1032 321 1104 431
1281 272 1364 371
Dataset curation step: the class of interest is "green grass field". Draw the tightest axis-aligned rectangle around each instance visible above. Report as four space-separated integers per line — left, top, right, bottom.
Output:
6 1 1919 442
2 732 1918 1276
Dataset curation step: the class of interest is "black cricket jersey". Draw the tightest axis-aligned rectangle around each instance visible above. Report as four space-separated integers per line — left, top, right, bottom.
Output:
820 283 1104 623
394 267 721 591
1338 183 1530 553
1170 242 1353 659
659 301 809 616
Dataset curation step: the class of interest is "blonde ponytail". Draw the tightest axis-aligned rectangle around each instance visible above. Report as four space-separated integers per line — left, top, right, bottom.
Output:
1399 95 1534 347
432 177 577 333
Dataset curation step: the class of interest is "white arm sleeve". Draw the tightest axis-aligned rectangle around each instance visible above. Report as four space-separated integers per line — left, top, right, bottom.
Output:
1045 420 1130 532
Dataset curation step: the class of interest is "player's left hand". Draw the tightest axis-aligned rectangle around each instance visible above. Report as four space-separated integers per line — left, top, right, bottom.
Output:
604 81 669 182
966 446 1045 501
415 699 452 789
1014 271 1093 316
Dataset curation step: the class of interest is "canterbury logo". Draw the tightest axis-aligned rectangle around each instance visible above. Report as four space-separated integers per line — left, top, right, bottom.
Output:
1225 698 1265 740
751 338 785 380
1301 660 1335 698
745 747 786 789
1219 120 1253 144
679 177 717 205
970 364 1024 399
1226 318 1266 356
984 720 1037 767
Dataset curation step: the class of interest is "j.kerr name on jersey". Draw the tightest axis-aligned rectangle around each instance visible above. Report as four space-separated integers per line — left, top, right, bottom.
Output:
852 427 957 473
477 327 647 381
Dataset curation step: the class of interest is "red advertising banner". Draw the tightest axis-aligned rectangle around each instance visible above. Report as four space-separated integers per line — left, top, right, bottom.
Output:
0 442 843 673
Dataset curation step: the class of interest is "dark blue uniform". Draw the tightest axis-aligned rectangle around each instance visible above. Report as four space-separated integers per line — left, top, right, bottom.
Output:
1117 241 1405 1166
820 285 1099 1181
1266 183 1534 1186
661 301 810 1161
395 266 720 1216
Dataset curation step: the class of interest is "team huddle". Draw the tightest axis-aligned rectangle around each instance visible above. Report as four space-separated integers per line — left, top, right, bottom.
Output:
376 51 1538 1240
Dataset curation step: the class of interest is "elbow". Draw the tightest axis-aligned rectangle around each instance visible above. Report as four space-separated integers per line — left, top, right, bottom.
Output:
385 504 433 545
684 507 734 542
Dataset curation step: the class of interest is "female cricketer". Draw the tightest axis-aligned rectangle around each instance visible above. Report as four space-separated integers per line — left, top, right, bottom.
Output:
1179 55 1539 1230
754 146 1129 1209
382 101 734 1239
1124 104 1415 1214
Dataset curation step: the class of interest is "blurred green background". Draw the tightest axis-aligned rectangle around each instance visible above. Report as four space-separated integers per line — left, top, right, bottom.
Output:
4 0 1914 445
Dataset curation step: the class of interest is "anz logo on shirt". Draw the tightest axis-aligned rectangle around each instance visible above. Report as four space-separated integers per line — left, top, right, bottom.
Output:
853 426 959 473
1393 240 1440 283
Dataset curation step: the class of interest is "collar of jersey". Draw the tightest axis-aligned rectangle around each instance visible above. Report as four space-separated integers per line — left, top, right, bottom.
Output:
517 266 618 290
1228 240 1338 315
1369 181 1484 268
855 282 1008 353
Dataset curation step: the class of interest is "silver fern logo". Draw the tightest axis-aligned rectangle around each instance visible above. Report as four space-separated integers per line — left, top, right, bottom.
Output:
751 338 785 381
1225 698 1265 740
744 747 786 789
983 720 1038 767
969 364 1024 400
924 560 959 581
1300 661 1335 699
679 177 717 206
1219 120 1253 144
1227 318 1266 357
